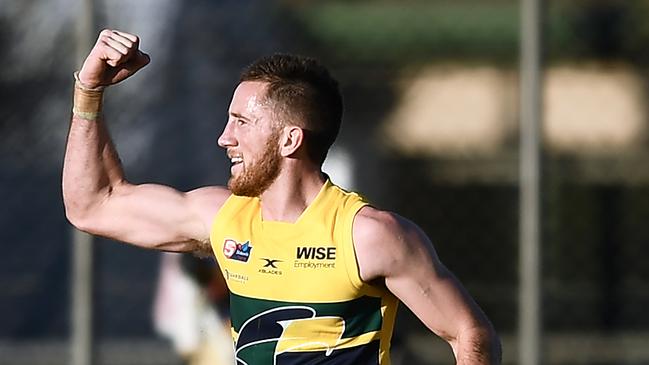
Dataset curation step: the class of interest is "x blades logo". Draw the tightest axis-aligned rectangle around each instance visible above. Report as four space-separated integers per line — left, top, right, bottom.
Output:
223 239 252 262
259 258 283 275
261 258 282 269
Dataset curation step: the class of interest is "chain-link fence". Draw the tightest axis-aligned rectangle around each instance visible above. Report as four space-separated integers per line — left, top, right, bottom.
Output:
2 1 649 364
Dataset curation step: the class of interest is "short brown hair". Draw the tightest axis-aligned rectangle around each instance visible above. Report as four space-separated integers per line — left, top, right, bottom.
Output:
240 54 343 165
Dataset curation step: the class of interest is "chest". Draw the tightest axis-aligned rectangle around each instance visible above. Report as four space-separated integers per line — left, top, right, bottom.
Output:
213 226 357 301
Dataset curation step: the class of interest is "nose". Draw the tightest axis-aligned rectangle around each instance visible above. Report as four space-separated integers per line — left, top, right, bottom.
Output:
217 121 235 149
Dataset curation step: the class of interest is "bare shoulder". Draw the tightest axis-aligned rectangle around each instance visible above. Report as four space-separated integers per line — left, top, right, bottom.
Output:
186 185 231 223
179 185 230 256
353 206 424 251
353 206 433 281
186 185 231 204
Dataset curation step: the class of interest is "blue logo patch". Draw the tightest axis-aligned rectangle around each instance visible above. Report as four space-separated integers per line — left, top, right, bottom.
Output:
223 239 253 262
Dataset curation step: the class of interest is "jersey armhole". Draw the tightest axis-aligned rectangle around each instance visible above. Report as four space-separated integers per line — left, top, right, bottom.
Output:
209 194 236 249
339 200 369 291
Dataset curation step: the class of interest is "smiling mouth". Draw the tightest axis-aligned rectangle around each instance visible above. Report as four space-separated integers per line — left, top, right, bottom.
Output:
229 158 244 176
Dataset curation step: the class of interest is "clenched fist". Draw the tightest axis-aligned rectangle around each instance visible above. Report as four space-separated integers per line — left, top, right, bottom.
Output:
78 29 150 89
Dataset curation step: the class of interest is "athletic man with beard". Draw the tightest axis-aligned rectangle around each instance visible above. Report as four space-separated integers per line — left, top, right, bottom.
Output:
63 29 501 364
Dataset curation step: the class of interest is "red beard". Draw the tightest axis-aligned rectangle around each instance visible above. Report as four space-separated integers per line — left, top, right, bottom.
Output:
228 131 282 197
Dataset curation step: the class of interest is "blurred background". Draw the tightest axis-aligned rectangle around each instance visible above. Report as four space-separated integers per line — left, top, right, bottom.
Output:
2 0 649 364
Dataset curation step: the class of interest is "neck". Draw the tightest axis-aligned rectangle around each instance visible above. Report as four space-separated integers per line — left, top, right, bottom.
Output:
259 166 326 223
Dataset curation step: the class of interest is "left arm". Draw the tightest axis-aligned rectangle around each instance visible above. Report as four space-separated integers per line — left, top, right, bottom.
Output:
353 207 501 364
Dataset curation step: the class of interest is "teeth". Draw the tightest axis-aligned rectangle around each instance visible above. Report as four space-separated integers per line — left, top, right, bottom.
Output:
231 157 243 164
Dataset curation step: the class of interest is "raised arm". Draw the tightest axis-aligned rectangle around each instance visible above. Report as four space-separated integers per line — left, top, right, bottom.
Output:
63 29 229 254
353 207 501 364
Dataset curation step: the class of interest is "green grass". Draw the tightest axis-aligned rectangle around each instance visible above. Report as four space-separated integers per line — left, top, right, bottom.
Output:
290 1 586 64
294 1 521 62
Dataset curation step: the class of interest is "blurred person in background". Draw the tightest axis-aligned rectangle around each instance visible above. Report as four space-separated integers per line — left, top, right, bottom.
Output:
63 29 501 364
153 253 233 365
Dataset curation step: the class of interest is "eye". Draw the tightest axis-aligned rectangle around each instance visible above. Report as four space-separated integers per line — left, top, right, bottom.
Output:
236 119 246 126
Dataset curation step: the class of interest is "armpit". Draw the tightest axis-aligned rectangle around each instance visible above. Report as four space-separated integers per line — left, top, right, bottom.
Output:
192 238 214 258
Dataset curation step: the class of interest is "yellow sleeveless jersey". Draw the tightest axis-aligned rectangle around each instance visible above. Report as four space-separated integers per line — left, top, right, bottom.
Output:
210 179 399 365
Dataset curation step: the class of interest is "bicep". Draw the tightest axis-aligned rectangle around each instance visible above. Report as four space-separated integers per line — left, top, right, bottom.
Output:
384 243 480 342
355 210 484 343
80 182 229 252
384 235 499 362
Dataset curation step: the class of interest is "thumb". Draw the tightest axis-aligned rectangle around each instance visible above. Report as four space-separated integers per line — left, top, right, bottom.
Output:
126 51 151 72
110 51 151 84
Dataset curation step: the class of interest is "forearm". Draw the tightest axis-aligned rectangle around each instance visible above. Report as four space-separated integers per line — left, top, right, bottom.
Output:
59 30 209 248
452 324 501 365
63 83 126 222
63 28 150 223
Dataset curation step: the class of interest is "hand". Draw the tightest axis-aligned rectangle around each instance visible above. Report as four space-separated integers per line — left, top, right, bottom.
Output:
78 29 150 89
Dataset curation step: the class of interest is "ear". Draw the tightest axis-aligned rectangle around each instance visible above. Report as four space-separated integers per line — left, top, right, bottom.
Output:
279 126 304 157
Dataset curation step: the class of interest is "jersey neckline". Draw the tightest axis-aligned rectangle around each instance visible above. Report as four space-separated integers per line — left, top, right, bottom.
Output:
257 178 332 230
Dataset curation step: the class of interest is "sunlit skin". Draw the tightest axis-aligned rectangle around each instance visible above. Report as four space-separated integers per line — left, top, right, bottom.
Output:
63 29 501 364
218 81 283 197
216 80 326 223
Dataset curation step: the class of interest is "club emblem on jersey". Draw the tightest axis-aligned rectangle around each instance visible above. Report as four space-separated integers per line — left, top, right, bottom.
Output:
223 239 253 262
235 306 345 365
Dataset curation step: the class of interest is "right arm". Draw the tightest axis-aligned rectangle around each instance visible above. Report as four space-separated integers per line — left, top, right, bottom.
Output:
353 208 501 364
63 29 229 254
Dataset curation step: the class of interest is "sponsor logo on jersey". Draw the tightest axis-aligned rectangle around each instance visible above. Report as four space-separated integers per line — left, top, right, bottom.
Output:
294 246 336 269
296 246 336 260
261 258 282 269
224 269 249 283
259 258 283 275
223 239 253 262
235 306 345 365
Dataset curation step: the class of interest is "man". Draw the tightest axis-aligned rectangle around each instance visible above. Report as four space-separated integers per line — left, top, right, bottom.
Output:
63 29 501 364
